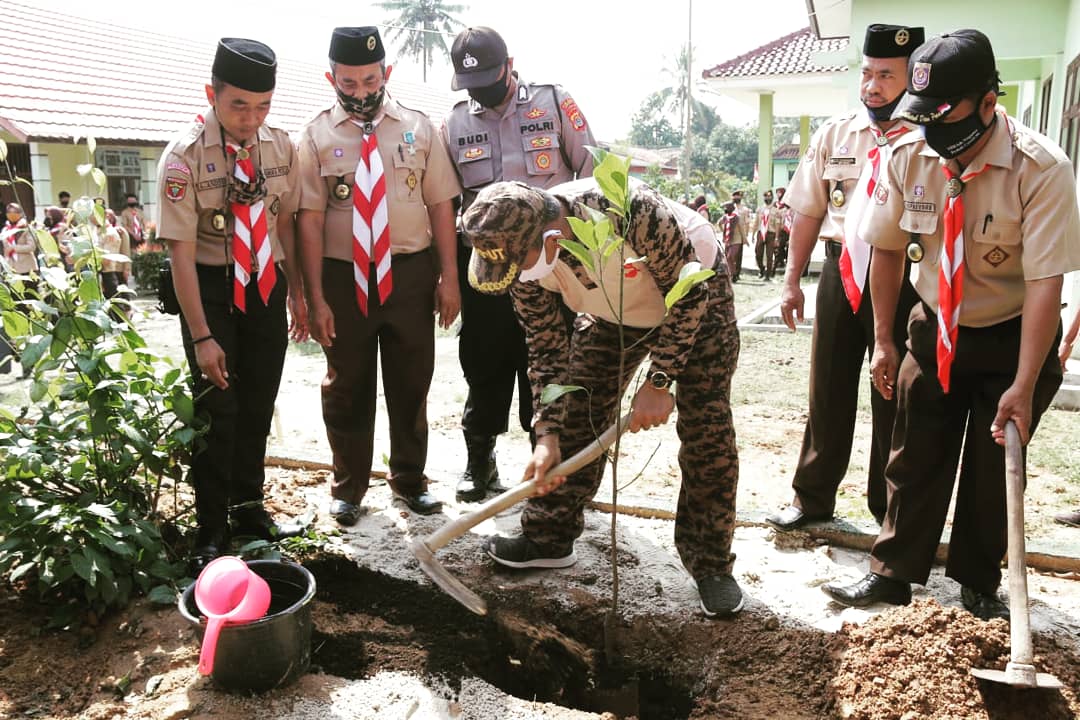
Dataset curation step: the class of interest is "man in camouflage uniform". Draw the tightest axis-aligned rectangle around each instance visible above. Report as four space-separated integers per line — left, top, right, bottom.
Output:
443 26 594 503
462 178 744 618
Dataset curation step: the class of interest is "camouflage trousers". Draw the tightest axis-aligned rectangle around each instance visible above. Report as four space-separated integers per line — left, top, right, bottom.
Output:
521 275 741 580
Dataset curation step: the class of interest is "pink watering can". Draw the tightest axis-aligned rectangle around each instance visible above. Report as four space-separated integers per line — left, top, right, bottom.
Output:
194 556 271 675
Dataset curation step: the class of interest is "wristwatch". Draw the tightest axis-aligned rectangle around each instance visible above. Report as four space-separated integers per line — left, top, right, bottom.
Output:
648 370 672 391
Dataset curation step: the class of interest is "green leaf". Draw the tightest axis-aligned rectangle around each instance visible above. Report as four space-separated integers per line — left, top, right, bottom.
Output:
93 203 106 229
0 138 6 163
76 163 93 177
172 392 195 424
35 228 58 258
664 264 715 311
29 379 48 403
86 503 116 520
91 168 107 193
86 136 96 156
147 585 176 605
70 552 94 584
83 545 113 580
540 383 586 405
3 309 29 338
567 216 598 252
78 274 104 303
558 238 595 273
593 152 631 214
9 561 35 581
601 236 625 261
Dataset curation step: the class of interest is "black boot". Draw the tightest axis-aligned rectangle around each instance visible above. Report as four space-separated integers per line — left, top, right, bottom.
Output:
456 433 500 502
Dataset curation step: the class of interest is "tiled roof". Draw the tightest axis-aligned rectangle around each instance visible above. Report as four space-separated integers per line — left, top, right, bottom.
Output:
773 142 802 160
702 27 849 80
0 0 454 145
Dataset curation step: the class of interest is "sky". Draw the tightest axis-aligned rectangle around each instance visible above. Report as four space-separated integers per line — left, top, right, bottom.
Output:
43 0 810 141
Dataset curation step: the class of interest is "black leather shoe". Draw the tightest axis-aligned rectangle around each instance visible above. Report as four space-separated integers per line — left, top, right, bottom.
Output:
961 586 1010 621
189 529 228 576
765 504 830 532
394 490 443 515
457 434 501 503
822 572 911 607
330 499 364 527
232 511 305 541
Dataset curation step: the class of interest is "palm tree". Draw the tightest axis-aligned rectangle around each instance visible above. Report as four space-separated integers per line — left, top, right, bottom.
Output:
376 0 468 82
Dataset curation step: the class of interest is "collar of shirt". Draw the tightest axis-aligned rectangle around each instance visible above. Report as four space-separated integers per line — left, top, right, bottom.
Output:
330 95 402 128
199 107 272 149
847 110 919 143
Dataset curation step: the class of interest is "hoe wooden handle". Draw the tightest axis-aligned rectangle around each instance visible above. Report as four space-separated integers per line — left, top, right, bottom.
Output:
423 414 631 553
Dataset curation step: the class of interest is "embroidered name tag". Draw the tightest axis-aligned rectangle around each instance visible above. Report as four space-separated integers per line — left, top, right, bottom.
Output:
195 177 227 191
904 201 936 212
264 165 290 178
827 157 857 165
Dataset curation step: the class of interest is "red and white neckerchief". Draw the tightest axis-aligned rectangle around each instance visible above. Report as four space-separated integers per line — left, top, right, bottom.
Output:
130 211 143 243
758 206 770 243
936 112 1009 393
937 162 988 393
226 143 275 312
839 124 911 313
350 118 392 316
3 222 17 260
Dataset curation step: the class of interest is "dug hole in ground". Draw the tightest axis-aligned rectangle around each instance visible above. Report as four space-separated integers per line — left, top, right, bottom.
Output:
0 293 1078 720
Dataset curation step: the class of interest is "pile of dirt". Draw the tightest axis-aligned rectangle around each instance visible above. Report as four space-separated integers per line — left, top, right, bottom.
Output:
829 599 1080 719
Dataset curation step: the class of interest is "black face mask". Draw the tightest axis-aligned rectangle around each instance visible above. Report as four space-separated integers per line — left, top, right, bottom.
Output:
127 200 138 208
865 93 903 123
763 195 773 205
468 67 511 108
733 197 742 205
337 86 385 122
924 109 996 159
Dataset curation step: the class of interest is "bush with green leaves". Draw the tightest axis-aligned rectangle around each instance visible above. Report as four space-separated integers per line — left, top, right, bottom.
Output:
0 144 196 626
131 249 167 295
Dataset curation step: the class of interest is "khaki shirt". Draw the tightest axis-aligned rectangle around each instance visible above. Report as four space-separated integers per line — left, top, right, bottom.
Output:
787 110 920 243
119 207 145 243
442 76 595 211
3 221 37 273
752 202 784 237
156 108 298 266
732 204 751 245
863 114 1080 327
297 97 460 261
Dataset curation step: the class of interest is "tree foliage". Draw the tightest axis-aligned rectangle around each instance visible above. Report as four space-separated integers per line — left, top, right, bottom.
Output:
376 0 468 82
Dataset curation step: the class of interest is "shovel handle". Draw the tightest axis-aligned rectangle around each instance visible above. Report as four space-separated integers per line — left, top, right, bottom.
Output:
1004 420 1033 666
423 413 631 553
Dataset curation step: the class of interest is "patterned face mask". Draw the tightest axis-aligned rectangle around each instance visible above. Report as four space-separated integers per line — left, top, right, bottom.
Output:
337 85 385 121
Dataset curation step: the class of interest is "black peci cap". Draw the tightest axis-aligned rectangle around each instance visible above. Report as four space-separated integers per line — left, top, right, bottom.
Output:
212 38 277 93
893 29 999 124
330 27 385 66
863 24 924 59
450 27 508 90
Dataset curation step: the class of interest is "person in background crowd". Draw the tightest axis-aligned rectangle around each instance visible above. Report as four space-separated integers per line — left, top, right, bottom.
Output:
57 191 71 209
120 193 146 250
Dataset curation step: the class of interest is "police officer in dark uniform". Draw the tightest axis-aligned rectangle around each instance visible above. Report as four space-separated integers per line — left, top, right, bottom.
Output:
443 27 595 502
157 38 306 571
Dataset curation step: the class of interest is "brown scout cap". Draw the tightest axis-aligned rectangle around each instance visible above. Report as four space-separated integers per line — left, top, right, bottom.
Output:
462 181 557 295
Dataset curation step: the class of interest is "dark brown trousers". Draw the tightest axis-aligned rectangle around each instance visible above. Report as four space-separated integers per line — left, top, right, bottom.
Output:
321 253 435 503
870 304 1062 593
792 251 918 523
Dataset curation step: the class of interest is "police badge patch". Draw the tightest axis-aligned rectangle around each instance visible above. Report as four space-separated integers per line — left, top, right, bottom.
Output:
165 178 187 202
912 62 932 92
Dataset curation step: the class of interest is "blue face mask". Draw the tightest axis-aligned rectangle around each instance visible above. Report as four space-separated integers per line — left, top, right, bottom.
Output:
924 108 996 159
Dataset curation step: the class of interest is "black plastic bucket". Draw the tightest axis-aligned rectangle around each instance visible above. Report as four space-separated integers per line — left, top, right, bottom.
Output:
179 559 316 692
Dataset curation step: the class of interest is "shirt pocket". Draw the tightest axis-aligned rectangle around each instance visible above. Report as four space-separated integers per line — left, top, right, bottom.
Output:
971 219 1022 277
457 142 494 188
821 164 861 208
392 150 427 203
320 161 356 211
522 133 562 177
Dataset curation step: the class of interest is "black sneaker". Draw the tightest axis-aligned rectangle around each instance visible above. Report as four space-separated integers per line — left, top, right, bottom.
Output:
697 574 745 617
483 535 577 569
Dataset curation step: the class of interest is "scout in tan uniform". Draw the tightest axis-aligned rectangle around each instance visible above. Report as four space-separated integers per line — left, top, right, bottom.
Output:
463 178 744 618
727 189 750 281
767 24 923 532
297 27 461 524
157 37 305 572
444 26 595 504
751 189 783 280
823 29 1080 619
3 203 37 275
119 194 146 249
